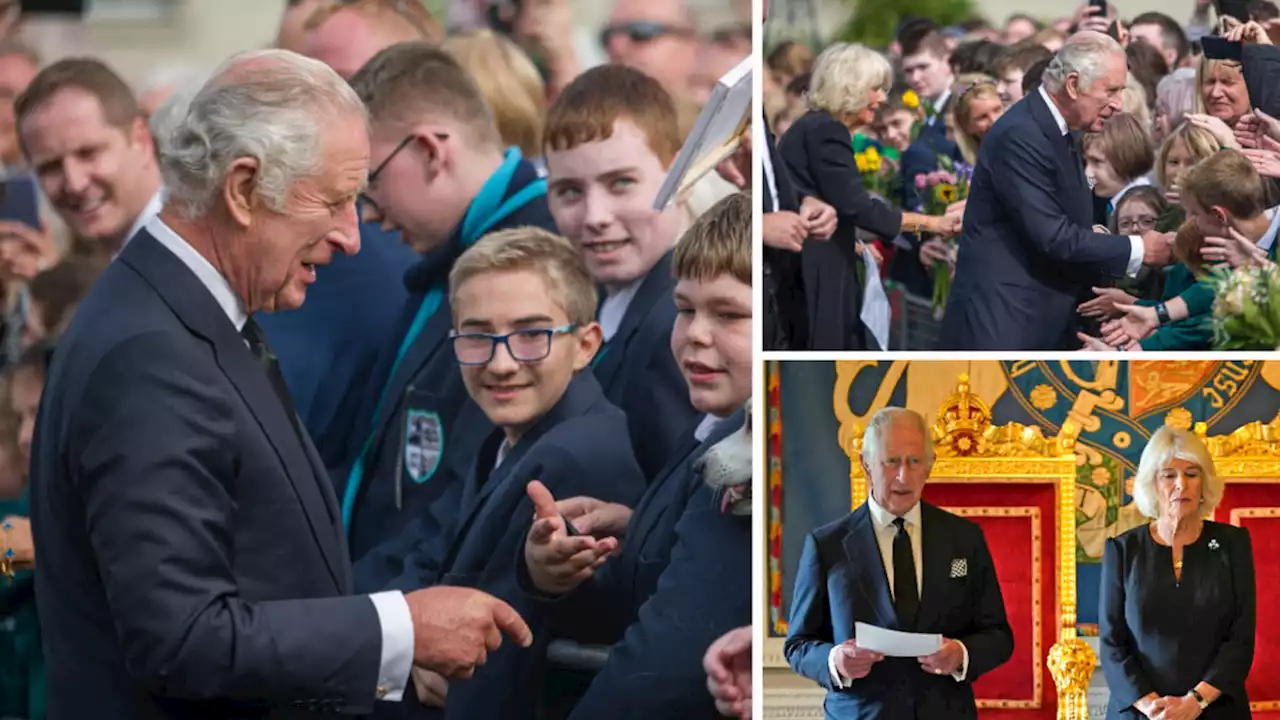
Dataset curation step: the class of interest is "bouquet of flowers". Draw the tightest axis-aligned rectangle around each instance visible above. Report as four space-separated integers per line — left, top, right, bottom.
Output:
1208 263 1280 349
853 143 898 200
916 156 972 315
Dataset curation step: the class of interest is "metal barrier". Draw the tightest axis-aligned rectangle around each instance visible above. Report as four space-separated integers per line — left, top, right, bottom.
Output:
888 287 943 350
546 639 610 671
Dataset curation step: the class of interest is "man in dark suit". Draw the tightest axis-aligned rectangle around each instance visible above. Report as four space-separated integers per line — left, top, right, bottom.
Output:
27 49 530 720
785 407 1014 719
940 31 1174 350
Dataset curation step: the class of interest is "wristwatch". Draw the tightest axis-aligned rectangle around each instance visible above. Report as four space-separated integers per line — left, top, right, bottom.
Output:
1155 302 1171 326
1190 689 1210 709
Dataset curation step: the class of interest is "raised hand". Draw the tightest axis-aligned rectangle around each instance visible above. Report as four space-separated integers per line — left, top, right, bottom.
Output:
1187 114 1240 149
0 221 54 283
402 586 532 679
1078 286 1137 319
1103 303 1159 345
1225 19 1273 44
1201 228 1268 268
524 480 618 595
1241 147 1280 178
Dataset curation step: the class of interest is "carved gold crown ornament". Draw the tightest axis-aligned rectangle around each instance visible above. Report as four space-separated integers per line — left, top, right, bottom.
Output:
845 373 1094 720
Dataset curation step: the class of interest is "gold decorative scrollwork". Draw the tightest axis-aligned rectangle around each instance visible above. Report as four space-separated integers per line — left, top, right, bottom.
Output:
1195 413 1280 458
1048 636 1099 720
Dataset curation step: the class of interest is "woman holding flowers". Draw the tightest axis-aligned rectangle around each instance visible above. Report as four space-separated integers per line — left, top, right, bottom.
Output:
778 42 960 349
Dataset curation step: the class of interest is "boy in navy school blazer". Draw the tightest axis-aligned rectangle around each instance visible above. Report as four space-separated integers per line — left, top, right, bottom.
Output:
519 192 754 718
542 64 700 482
353 226 645 719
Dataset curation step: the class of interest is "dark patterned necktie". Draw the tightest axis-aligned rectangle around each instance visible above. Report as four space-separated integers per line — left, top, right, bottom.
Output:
241 317 302 439
893 517 920 630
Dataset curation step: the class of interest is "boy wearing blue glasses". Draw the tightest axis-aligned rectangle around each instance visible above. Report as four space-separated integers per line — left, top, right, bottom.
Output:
355 226 644 719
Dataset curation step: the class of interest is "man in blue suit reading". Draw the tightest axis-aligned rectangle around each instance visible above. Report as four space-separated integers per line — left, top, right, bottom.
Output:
785 407 1014 719
941 31 1174 350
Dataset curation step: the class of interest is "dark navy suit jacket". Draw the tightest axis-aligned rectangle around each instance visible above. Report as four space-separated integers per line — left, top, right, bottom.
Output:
29 230 384 719
333 160 557 561
509 409 749 718
940 90 1132 350
784 502 1013 720
259 220 417 463
564 409 751 719
355 371 644 720
591 251 698 482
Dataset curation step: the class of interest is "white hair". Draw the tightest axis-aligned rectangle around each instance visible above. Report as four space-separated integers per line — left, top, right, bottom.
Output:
148 74 207 158
1042 31 1124 94
860 407 936 467
1131 426 1223 519
161 49 368 220
807 42 893 118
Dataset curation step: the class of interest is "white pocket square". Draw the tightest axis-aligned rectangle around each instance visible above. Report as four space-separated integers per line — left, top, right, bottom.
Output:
950 558 968 578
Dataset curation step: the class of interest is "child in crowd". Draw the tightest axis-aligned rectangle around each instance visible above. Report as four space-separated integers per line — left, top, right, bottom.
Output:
521 192 753 719
357 227 645 719
542 64 700 481
1083 113 1156 221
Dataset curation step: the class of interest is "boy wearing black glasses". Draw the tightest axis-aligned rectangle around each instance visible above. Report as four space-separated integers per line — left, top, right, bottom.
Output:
355 226 644 718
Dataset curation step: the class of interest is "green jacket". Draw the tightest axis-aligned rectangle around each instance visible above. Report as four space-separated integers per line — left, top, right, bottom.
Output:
0 495 43 720
1137 264 1213 350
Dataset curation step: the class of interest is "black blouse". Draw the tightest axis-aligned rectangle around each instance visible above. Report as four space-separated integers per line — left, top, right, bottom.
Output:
1099 521 1256 719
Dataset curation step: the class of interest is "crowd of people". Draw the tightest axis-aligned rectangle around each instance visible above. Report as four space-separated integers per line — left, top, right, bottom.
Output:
762 0 1280 351
0 0 755 718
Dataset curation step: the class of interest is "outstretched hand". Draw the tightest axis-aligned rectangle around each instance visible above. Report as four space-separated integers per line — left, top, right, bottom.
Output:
704 626 753 718
402 586 532 679
524 481 618 595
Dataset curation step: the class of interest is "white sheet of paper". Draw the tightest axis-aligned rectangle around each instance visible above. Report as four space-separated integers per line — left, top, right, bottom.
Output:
854 622 942 658
652 55 752 211
859 248 890 351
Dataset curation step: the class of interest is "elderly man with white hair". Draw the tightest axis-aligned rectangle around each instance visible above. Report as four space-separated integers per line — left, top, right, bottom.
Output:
784 407 1013 718
27 49 532 720
1100 426 1255 719
940 31 1176 351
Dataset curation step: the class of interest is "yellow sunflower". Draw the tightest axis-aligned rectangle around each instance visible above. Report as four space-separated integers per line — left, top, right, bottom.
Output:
938 183 958 203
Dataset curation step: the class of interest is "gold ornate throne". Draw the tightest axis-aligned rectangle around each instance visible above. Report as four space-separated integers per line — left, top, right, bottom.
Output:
1197 415 1280 714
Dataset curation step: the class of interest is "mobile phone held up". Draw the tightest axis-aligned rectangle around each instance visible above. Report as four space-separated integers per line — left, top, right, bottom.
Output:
1201 35 1244 61
0 175 41 232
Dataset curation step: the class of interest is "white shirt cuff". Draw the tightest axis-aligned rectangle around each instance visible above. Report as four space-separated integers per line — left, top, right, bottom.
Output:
1126 235 1144 277
951 640 970 682
369 591 415 702
828 645 850 689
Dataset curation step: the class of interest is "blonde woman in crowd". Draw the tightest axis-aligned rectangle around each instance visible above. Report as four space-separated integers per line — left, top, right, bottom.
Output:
444 29 547 167
951 74 1003 166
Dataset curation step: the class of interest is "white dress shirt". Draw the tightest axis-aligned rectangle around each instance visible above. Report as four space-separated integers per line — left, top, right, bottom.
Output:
598 279 642 341
1038 85 1144 278
927 89 952 126
146 216 415 702
828 499 969 688
116 188 165 260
